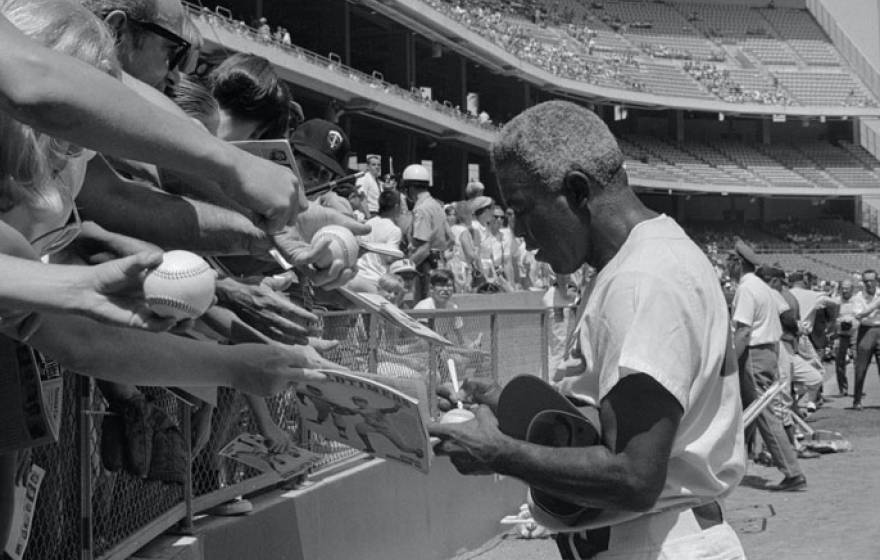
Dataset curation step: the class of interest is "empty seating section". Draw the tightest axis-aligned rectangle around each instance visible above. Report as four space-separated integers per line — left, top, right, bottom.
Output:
758 7 841 66
422 0 879 107
616 136 880 190
618 62 712 98
775 72 873 107
680 3 770 41
742 38 799 66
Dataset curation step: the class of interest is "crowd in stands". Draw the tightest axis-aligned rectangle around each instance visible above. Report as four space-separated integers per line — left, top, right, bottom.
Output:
422 0 879 108
684 61 791 105
687 218 880 253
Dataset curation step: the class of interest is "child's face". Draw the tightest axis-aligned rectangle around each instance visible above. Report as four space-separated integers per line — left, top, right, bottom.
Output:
379 285 404 305
430 281 453 305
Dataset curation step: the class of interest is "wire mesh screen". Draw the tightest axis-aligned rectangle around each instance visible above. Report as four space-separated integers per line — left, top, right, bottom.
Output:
91 386 185 558
24 374 82 560
19 306 546 560
494 311 548 386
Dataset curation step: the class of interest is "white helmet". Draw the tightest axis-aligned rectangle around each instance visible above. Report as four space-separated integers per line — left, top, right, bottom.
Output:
401 164 431 187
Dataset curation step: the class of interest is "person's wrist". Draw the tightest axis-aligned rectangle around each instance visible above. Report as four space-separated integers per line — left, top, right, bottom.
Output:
63 265 99 314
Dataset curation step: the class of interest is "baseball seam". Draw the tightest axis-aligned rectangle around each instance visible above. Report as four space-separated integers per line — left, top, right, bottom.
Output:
146 296 202 315
319 232 358 265
150 265 212 281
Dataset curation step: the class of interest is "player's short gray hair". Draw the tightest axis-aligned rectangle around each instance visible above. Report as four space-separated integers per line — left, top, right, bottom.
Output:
491 101 625 194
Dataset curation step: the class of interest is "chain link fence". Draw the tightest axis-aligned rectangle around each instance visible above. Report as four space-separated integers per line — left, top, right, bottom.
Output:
20 306 550 560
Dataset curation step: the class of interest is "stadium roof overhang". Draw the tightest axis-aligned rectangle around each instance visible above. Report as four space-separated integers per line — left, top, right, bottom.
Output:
365 0 880 119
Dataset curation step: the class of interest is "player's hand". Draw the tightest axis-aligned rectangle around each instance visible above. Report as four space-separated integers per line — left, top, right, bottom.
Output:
216 277 316 345
74 252 181 331
428 405 505 475
226 151 309 234
436 378 502 413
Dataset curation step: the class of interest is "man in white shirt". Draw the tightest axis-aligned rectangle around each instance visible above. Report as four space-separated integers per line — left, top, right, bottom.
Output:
833 279 861 396
356 155 382 217
430 101 745 559
350 191 402 293
788 271 838 353
729 241 805 491
852 268 880 410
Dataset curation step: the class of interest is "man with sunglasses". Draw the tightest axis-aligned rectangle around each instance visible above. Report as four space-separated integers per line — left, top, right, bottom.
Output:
430 102 745 559
86 0 190 92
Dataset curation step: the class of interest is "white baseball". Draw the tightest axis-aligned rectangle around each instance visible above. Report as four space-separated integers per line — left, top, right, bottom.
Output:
143 250 216 320
439 408 475 424
310 225 360 269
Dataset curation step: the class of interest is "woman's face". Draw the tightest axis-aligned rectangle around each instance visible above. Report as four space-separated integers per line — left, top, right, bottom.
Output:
445 208 456 227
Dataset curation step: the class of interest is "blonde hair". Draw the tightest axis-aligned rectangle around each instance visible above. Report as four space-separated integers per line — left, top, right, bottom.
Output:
0 0 118 211
378 273 405 294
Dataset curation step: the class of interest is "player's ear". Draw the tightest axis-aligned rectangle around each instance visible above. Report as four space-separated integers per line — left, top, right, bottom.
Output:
561 169 593 211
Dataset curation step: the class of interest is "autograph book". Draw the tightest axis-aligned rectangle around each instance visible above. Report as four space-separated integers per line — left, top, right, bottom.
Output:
219 433 321 481
296 369 431 473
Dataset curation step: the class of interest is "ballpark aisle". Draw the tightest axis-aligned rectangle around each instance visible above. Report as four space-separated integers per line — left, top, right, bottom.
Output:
445 365 880 560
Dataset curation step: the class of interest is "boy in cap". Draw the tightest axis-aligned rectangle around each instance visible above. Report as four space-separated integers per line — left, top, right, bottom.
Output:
389 259 418 309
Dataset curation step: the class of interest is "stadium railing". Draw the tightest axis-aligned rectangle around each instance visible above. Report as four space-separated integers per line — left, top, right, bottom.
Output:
22 305 549 560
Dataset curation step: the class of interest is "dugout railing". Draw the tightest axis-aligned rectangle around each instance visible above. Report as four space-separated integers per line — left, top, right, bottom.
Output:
21 305 549 560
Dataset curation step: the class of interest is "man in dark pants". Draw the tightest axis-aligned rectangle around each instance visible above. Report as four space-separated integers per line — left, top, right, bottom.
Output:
729 243 806 491
853 269 880 410
400 164 447 300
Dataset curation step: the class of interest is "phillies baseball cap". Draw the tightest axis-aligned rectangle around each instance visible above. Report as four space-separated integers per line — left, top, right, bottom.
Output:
289 119 350 177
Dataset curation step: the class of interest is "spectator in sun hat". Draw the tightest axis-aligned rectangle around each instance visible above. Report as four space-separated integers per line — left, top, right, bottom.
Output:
465 180 485 200
468 194 493 256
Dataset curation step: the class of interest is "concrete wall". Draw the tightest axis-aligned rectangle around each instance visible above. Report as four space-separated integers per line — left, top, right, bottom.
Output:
815 0 880 68
193 457 526 560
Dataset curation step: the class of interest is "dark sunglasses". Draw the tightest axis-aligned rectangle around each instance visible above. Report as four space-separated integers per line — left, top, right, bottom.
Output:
127 19 190 72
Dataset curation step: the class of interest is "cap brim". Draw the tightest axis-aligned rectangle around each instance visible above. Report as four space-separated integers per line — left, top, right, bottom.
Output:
291 142 346 177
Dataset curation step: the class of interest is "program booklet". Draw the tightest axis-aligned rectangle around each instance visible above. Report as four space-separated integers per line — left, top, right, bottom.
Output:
219 433 321 482
230 139 301 179
337 287 452 346
4 464 45 560
295 369 431 473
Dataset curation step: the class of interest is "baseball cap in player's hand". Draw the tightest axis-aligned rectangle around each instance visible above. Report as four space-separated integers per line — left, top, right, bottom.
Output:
289 119 350 177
